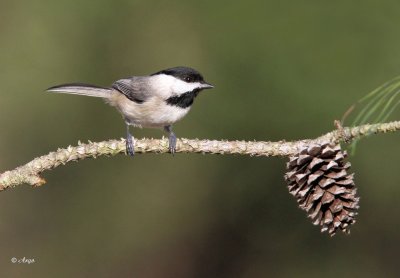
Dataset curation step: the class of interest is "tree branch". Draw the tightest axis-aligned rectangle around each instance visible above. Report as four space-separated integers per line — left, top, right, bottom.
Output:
1 120 400 191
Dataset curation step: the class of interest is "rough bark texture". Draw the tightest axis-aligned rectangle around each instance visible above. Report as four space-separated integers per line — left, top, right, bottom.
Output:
1 120 400 191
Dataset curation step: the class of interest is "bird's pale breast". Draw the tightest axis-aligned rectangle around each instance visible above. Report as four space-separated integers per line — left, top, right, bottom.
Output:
107 91 190 128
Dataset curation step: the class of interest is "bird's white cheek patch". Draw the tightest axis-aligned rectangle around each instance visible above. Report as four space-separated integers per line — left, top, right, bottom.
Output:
171 80 201 95
151 74 201 97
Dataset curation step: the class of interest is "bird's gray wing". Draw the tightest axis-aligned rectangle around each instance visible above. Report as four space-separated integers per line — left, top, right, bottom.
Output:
111 77 150 104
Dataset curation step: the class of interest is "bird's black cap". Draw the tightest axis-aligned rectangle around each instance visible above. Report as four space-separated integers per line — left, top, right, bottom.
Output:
152 66 206 84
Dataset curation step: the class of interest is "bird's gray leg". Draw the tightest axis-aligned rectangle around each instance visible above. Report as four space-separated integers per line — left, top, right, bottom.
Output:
164 125 176 155
125 122 134 156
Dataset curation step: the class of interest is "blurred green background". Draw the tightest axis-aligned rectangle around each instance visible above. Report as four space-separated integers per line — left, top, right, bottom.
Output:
1 0 400 277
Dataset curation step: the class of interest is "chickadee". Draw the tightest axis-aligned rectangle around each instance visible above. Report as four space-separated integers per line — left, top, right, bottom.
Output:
47 66 214 156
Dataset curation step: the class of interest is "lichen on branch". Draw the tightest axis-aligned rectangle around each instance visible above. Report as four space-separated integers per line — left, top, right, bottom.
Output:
1 120 400 192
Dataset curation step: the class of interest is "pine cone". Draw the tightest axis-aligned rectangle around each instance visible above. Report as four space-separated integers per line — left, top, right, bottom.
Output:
284 142 359 236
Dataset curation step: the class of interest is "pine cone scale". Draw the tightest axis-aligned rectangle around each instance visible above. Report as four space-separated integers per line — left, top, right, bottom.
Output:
284 142 359 236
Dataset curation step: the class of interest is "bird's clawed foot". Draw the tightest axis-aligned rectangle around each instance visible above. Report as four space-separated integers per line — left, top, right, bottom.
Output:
125 125 177 156
164 125 177 155
126 125 135 157
169 132 177 155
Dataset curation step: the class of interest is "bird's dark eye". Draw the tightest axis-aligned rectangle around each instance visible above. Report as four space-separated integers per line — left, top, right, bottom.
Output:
185 76 192 82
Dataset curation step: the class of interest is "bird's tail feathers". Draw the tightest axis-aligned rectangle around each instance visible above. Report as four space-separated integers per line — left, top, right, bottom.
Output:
46 83 112 98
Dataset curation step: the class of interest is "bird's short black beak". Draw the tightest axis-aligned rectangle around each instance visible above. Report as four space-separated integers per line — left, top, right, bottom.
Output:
201 82 214 90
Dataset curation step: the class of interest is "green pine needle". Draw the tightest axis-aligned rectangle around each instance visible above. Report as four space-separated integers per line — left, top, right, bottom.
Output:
348 76 400 154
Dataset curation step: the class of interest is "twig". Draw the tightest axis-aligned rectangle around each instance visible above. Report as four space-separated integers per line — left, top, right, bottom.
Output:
1 120 400 191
